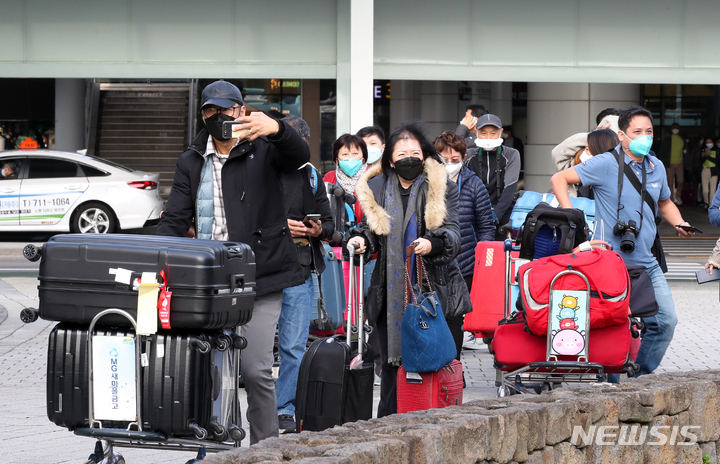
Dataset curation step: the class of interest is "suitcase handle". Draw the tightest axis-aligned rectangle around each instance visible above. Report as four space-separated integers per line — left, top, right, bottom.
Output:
227 246 244 259
230 274 245 293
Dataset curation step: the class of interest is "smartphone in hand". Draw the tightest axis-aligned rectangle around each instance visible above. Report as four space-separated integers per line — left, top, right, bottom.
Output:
302 214 321 227
222 120 250 139
676 224 703 234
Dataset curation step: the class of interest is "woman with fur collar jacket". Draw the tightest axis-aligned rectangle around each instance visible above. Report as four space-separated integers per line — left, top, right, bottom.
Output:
345 122 471 417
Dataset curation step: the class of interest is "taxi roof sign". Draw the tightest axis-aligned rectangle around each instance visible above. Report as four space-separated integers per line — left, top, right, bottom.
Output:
18 138 39 150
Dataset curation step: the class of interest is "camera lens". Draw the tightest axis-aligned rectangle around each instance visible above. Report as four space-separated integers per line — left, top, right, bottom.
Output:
620 229 635 253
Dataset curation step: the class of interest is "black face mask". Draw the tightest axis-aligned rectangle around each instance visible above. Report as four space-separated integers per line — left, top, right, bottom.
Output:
204 113 235 141
394 156 424 181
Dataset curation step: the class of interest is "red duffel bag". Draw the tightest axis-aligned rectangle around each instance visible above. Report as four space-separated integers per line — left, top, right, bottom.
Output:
517 248 630 335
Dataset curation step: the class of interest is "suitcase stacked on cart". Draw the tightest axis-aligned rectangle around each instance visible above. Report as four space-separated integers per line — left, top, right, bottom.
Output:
25 234 256 452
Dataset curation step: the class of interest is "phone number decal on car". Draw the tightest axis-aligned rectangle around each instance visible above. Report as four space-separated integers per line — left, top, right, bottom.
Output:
17 193 83 218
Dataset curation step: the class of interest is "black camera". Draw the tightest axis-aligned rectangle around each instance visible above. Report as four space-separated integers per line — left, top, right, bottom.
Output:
613 219 639 253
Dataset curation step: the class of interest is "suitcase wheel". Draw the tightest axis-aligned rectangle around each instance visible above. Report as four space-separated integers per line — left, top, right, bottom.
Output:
210 421 229 442
20 307 39 324
213 333 232 352
228 425 245 443
192 340 211 354
23 244 42 262
231 333 247 350
189 422 208 440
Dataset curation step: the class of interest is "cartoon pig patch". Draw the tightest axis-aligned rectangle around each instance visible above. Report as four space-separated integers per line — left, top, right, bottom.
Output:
558 318 578 331
551 328 586 356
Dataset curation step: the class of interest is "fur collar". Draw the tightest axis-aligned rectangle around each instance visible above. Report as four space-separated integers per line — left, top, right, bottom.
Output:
355 157 447 236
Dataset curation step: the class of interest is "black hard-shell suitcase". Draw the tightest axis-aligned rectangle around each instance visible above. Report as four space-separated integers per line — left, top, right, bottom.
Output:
295 248 374 432
47 323 214 438
32 234 255 329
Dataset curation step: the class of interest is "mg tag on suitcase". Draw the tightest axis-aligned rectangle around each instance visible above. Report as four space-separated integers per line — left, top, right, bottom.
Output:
92 335 137 422
405 371 423 384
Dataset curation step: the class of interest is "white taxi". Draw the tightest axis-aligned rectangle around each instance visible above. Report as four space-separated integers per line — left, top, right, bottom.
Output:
0 150 165 233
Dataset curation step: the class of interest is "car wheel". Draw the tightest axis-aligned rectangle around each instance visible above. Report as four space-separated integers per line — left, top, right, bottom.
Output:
71 202 116 234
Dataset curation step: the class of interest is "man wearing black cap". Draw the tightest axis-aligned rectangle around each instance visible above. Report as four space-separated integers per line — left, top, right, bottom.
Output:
466 114 520 238
158 80 310 444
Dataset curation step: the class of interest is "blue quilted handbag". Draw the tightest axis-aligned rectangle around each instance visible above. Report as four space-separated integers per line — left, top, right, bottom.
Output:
400 252 456 373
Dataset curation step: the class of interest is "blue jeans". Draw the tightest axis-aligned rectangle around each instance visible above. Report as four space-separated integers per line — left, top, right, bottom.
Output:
633 264 678 376
607 264 677 384
276 276 314 417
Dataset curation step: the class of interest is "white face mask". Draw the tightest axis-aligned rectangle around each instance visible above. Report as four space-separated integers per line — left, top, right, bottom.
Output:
476 137 503 151
445 162 463 179
672 128 680 135
501 133 509 140
579 152 593 163
707 143 714 149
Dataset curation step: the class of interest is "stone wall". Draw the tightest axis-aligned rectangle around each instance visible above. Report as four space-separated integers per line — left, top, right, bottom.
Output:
204 371 720 464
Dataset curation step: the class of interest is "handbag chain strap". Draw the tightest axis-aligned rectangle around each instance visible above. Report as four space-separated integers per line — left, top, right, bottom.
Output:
404 244 434 308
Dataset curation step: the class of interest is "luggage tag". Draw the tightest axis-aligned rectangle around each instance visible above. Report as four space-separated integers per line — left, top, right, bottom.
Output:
157 270 172 330
405 371 423 384
136 272 159 336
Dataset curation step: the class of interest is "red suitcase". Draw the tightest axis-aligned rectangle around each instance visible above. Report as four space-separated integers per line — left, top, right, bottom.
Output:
492 313 634 374
466 242 520 338
397 360 463 413
491 312 546 372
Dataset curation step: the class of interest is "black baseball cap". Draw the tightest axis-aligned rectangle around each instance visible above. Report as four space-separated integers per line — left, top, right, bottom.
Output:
476 114 502 129
201 81 243 109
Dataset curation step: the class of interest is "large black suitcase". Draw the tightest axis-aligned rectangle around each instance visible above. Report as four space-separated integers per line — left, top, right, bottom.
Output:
33 234 255 329
47 323 216 438
295 250 374 432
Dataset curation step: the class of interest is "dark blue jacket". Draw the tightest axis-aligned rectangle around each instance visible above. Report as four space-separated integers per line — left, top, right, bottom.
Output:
456 167 495 277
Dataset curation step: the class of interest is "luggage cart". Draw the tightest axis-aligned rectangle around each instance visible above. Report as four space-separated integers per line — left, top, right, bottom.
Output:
493 240 640 397
70 308 246 464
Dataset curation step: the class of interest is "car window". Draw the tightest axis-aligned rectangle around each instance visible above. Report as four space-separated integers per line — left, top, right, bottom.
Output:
81 154 134 172
80 164 110 177
27 158 81 179
0 158 23 180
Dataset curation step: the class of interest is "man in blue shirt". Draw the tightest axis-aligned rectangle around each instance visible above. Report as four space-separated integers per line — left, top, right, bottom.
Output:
551 106 694 378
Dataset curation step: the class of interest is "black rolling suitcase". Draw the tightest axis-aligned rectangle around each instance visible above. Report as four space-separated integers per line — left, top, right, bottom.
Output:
29 234 255 329
47 322 219 438
295 245 374 432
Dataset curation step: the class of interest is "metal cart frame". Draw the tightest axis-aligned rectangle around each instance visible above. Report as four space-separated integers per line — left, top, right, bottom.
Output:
495 240 638 396
74 308 245 463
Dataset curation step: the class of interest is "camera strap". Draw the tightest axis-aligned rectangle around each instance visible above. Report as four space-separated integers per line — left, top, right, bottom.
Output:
613 149 650 230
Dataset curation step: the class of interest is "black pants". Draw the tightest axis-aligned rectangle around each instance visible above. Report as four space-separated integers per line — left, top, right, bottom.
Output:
446 314 464 361
376 308 399 418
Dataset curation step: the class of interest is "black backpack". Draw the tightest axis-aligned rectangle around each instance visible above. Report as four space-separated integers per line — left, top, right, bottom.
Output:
517 203 589 260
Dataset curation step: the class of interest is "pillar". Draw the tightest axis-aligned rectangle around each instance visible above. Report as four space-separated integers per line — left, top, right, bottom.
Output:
490 82 512 127
420 81 458 140
389 80 420 131
336 0 374 138
55 78 87 152
301 79 322 168
524 83 639 193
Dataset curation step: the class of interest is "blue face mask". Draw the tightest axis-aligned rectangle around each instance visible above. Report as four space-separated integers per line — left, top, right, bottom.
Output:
366 146 382 165
339 158 363 177
627 134 653 157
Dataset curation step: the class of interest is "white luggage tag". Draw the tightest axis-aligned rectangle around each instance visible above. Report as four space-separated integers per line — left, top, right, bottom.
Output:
405 371 423 384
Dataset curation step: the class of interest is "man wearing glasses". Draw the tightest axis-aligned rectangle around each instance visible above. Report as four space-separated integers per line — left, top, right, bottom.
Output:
158 80 310 444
